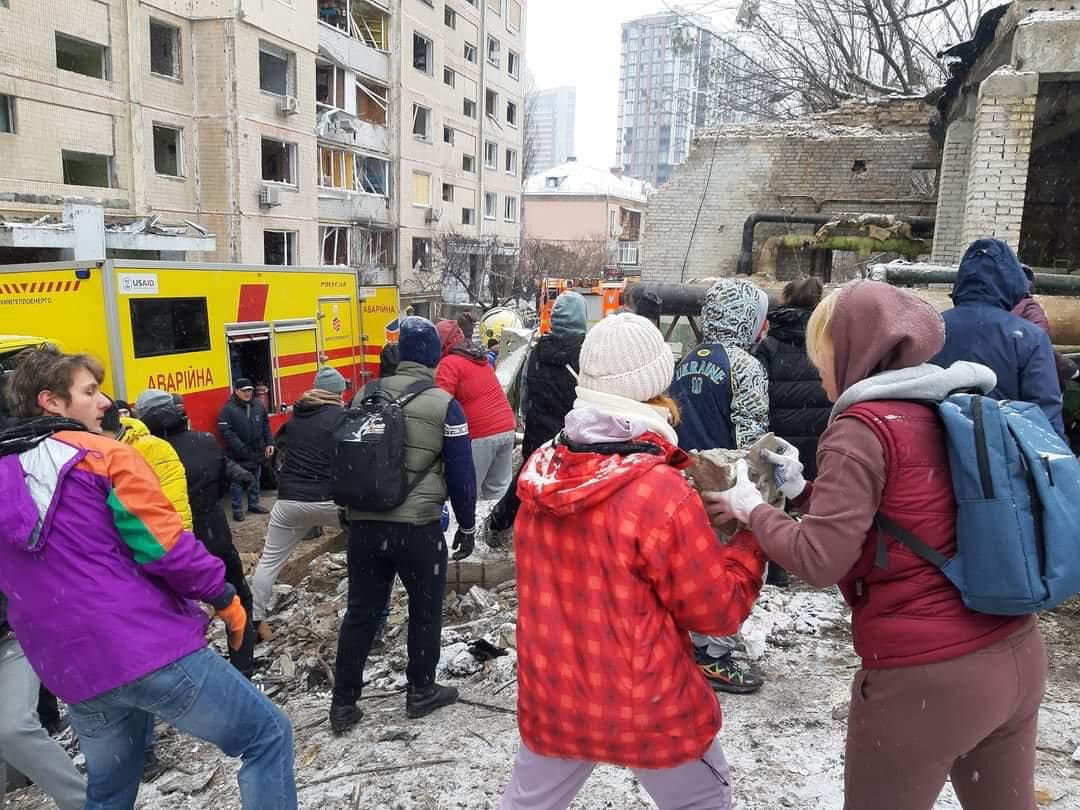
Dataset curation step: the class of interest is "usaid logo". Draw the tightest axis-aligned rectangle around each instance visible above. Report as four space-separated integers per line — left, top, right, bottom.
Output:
118 273 160 295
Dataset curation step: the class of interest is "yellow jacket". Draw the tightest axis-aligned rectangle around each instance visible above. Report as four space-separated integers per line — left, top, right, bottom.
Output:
118 417 194 531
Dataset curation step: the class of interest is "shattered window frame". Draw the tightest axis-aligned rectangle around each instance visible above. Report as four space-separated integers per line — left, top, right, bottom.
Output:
55 33 109 80
149 20 181 80
320 224 351 267
413 31 433 75
152 123 184 177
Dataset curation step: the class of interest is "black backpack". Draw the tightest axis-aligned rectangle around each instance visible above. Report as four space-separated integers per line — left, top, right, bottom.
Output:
332 379 436 512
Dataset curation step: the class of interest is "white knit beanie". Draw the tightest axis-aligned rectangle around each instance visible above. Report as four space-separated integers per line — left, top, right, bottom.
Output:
577 313 674 403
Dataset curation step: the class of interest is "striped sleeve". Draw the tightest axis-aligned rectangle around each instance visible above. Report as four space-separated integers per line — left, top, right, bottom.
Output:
104 445 227 604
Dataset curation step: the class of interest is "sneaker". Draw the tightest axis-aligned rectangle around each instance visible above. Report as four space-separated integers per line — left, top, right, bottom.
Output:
405 683 459 719
232 511 245 522
329 702 363 736
248 505 270 515
766 562 791 588
695 648 764 695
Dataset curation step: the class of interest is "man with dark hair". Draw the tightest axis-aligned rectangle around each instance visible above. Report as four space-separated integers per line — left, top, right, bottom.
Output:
217 378 274 521
0 346 296 809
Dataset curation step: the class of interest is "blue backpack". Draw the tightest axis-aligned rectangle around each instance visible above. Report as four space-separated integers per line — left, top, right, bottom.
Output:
877 394 1080 615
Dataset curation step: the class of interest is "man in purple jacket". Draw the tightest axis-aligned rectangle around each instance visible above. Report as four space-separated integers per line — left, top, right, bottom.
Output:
0 346 297 810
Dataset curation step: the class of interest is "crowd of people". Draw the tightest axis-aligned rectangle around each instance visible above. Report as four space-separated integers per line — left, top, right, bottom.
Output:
0 237 1066 810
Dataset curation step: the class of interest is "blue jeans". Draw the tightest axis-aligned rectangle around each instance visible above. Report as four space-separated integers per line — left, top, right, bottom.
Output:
68 647 296 810
230 462 262 514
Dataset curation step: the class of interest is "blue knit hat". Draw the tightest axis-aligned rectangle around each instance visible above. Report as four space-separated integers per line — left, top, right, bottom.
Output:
398 316 442 368
551 291 587 336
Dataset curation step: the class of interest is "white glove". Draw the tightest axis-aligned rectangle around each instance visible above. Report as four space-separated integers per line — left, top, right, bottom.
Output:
701 460 765 527
760 440 807 500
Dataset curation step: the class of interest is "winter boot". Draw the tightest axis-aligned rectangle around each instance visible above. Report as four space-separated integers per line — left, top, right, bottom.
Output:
405 683 459 719
329 701 363 736
766 562 791 588
248 504 270 515
694 647 764 695
232 511 244 522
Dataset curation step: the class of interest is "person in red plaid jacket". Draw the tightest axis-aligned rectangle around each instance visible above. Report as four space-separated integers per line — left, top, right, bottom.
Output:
500 313 767 810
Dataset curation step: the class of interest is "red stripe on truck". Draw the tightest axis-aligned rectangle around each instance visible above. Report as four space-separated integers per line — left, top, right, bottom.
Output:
237 284 270 323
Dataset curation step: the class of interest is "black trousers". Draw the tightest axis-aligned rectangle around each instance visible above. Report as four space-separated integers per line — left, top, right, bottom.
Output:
333 521 448 704
196 507 256 675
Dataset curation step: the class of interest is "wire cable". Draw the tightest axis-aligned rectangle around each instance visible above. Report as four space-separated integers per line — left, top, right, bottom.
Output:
679 129 723 282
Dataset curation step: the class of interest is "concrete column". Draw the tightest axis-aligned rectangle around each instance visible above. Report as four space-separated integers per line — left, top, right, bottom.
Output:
932 117 974 265
960 68 1039 250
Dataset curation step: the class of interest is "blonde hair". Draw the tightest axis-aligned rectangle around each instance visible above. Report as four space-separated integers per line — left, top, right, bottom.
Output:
647 394 682 427
805 290 839 371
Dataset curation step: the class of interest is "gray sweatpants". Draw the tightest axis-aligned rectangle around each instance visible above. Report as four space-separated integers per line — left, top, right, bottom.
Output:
472 431 515 501
0 639 85 810
500 738 732 810
251 499 341 621
690 632 737 659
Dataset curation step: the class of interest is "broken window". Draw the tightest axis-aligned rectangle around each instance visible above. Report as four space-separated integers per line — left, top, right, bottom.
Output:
412 237 432 272
356 79 388 125
262 138 297 184
259 43 294 96
462 154 475 173
412 103 432 141
412 172 431 206
318 0 350 31
487 36 500 67
484 192 497 219
505 147 517 176
153 124 183 176
504 195 517 222
316 62 346 109
443 125 455 145
484 140 498 169
359 157 389 196
485 89 498 119
443 183 454 203
413 32 432 74
508 0 521 30
149 21 180 79
0 95 13 134
463 98 476 118
464 42 477 63
358 228 395 267
320 225 350 266
264 230 297 265
507 50 520 79
445 5 456 29
506 100 517 127
319 146 352 189
353 1 389 50
444 67 456 88
462 207 474 226
62 150 112 187
55 33 108 79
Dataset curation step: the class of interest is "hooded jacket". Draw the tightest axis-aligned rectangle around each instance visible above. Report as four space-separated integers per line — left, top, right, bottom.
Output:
217 393 273 470
435 321 515 439
0 418 231 703
521 333 584 458
931 239 1064 438
514 400 765 769
117 416 193 530
752 308 831 478
671 278 769 451
747 281 1029 669
275 390 346 502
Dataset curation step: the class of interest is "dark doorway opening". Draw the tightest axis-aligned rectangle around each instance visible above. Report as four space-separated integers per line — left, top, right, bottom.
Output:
227 333 275 412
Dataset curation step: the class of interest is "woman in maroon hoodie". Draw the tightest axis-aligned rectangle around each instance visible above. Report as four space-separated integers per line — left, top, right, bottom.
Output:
705 280 1046 810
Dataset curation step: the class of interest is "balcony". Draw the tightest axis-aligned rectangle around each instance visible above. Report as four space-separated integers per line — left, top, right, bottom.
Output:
317 0 390 84
617 241 640 267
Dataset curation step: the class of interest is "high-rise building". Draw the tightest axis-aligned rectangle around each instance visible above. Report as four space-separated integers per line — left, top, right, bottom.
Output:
0 0 526 314
614 10 716 188
529 86 576 175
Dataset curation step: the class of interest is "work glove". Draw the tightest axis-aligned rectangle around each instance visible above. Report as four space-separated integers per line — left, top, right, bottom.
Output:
760 440 807 500
702 460 766 527
452 527 476 561
214 595 248 651
226 460 255 488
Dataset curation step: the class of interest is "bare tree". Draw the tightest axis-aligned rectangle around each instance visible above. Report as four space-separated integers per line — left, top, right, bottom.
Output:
521 70 541 185
519 235 618 284
433 231 533 311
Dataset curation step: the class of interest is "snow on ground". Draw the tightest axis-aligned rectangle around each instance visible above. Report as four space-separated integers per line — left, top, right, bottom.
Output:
8 555 1080 809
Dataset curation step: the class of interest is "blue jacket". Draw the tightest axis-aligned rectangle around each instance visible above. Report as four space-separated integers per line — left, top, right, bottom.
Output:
671 344 735 451
931 239 1065 439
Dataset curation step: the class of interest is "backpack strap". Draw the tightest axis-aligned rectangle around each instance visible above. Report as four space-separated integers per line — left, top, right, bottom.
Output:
873 514 951 571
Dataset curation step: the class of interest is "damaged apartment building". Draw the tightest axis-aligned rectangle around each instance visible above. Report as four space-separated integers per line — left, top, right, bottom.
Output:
0 0 526 313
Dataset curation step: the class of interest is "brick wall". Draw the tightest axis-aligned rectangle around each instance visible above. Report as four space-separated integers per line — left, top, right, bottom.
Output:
642 114 939 282
931 118 974 265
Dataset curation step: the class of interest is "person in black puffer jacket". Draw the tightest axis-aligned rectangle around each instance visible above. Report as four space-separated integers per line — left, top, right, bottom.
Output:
135 390 258 675
249 367 348 638
753 277 831 586
486 292 587 546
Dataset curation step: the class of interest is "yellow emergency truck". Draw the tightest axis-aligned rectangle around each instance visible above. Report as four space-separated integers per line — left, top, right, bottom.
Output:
0 261 400 434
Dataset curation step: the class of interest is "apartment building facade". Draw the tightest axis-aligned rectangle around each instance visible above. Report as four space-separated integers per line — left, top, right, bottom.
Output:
530 86 576 175
0 0 525 313
614 10 715 188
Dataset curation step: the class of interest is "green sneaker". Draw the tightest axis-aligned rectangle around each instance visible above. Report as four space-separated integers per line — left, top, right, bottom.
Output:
694 648 764 694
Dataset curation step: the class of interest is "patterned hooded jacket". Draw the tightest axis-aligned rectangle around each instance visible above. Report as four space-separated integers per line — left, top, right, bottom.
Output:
672 278 770 450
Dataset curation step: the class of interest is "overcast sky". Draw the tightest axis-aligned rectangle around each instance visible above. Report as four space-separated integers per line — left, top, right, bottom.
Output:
525 1 732 170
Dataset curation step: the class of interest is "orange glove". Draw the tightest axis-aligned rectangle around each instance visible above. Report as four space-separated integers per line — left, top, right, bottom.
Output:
215 595 248 651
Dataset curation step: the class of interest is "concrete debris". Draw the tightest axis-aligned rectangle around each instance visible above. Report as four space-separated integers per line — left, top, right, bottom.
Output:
155 764 221 795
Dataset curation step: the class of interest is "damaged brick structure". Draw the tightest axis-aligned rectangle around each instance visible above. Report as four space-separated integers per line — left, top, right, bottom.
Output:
641 98 940 283
932 1 1080 270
